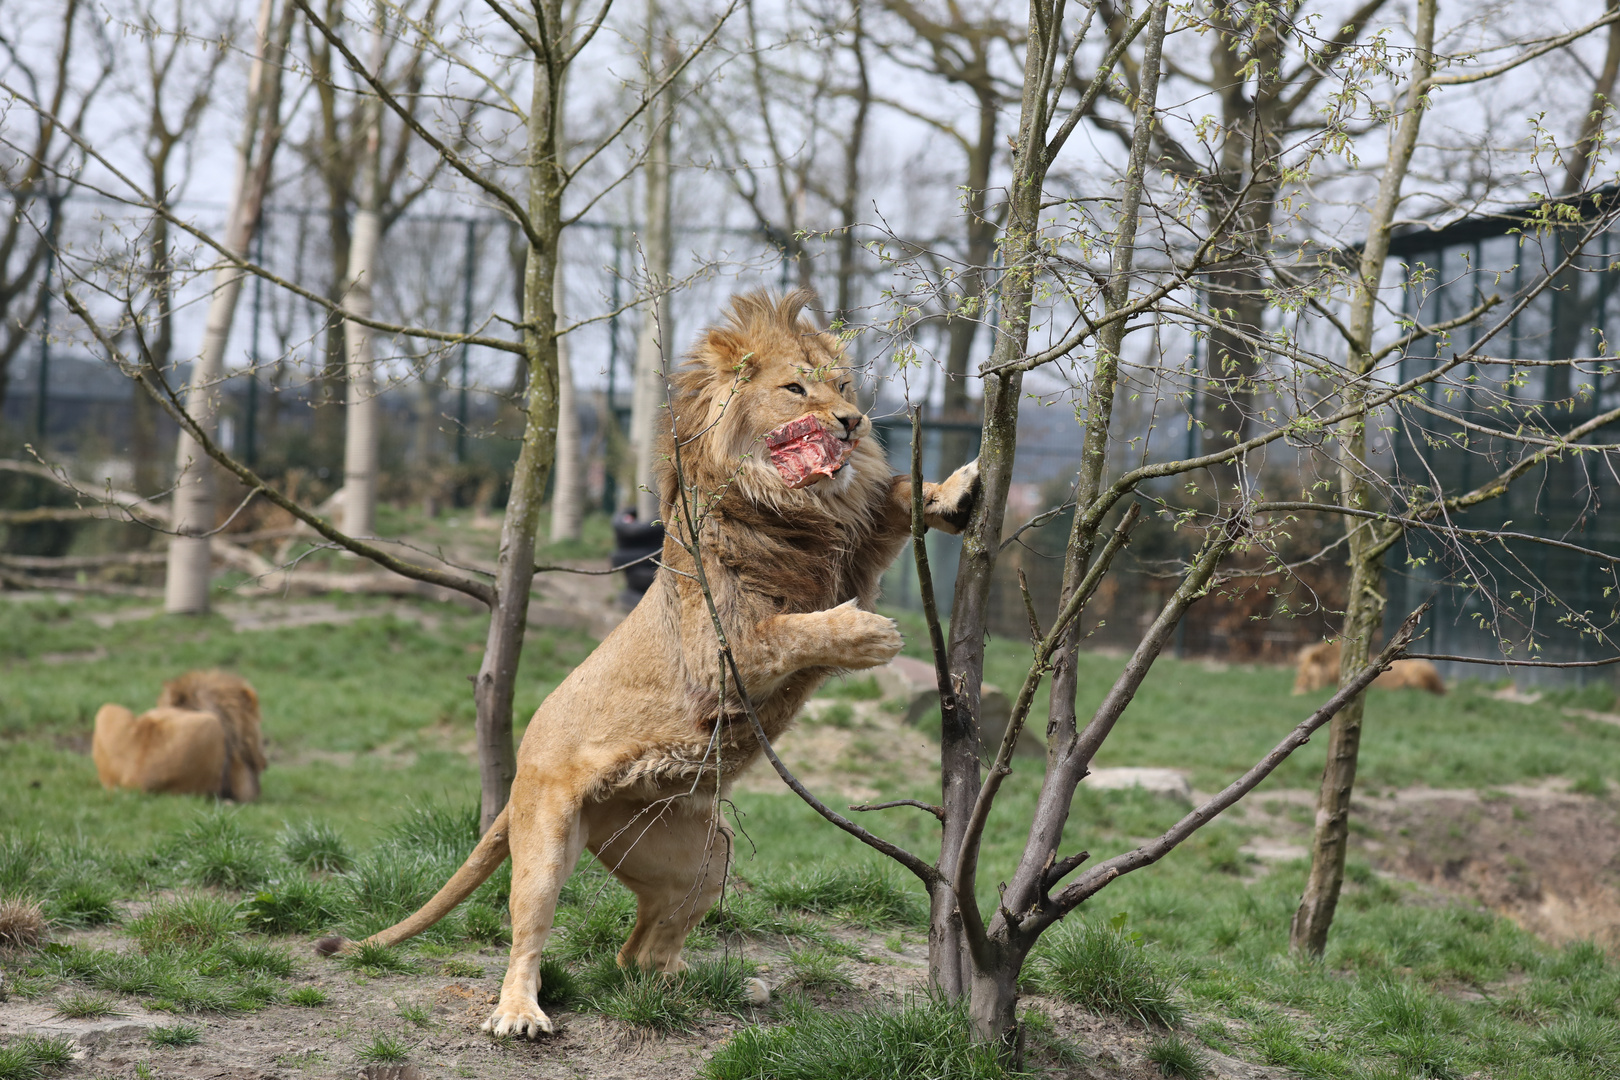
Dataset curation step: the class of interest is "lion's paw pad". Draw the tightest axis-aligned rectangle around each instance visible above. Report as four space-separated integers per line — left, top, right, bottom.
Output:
482 1004 554 1038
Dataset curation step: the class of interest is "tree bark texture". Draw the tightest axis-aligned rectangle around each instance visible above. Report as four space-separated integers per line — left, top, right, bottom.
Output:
631 11 675 523
1291 0 1437 956
550 272 583 542
165 0 282 614
341 15 386 540
473 18 564 831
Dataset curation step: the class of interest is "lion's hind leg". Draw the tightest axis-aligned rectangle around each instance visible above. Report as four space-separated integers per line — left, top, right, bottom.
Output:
484 789 586 1039
588 799 730 975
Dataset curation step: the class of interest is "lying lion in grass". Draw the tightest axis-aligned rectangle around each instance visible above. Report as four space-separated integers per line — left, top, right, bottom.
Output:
1293 640 1445 695
318 290 980 1038
93 670 267 801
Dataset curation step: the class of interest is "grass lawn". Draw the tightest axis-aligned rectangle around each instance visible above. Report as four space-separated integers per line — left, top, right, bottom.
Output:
3 591 1620 1079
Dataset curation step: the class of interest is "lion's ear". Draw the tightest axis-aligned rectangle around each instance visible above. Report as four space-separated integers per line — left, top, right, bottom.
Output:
703 328 759 375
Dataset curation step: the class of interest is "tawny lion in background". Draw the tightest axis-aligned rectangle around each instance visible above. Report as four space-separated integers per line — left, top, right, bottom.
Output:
317 291 981 1039
1293 641 1446 695
93 670 267 801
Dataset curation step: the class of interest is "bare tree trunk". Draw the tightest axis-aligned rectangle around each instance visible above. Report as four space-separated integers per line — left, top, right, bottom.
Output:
631 9 674 523
165 0 284 613
550 272 583 542
1291 0 1437 956
342 11 385 540
472 19 565 831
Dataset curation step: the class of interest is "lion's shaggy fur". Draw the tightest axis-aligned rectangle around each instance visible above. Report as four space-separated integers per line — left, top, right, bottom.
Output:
331 291 980 1039
1292 640 1446 695
92 670 267 800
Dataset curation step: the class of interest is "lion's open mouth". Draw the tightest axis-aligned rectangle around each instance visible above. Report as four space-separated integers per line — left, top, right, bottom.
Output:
763 415 856 489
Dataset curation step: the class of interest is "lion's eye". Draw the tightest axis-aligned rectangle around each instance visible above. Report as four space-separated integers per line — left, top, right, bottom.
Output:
783 383 806 395
839 383 851 395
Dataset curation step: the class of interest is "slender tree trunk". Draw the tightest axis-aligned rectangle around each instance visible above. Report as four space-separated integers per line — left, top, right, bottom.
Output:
165 0 282 613
1291 0 1437 956
550 272 583 542
473 17 565 831
341 11 386 540
630 11 674 522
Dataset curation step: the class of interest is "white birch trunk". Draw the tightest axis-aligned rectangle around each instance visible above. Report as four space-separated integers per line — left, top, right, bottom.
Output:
629 4 674 523
165 0 278 614
341 12 386 539
549 273 583 541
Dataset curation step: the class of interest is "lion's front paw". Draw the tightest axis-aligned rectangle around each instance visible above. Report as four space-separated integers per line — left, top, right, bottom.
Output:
925 458 980 535
828 606 904 669
482 999 555 1039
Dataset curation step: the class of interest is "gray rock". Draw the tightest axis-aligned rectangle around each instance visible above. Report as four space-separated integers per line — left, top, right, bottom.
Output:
874 658 1044 757
1082 767 1191 802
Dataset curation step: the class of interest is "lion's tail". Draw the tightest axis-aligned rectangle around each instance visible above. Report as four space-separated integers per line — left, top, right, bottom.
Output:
315 805 511 957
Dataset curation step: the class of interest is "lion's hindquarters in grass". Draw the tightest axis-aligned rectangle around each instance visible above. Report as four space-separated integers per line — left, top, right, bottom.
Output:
319 291 981 1040
91 670 267 802
1293 641 1445 696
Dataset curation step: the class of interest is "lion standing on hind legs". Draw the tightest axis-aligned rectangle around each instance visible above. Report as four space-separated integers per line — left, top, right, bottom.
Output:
318 290 980 1037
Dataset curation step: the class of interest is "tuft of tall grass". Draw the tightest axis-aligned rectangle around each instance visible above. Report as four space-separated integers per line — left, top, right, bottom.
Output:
0 896 47 949
460 904 508 945
339 941 420 976
129 895 240 952
168 813 272 891
535 957 581 1008
240 877 342 936
354 1033 411 1064
147 1023 202 1048
1146 1034 1208 1079
279 820 353 874
1031 916 1184 1027
756 864 924 927
338 850 442 939
44 877 120 928
0 1035 75 1080
553 888 636 962
288 986 327 1007
702 996 1012 1080
52 991 119 1019
588 966 700 1033
782 949 853 993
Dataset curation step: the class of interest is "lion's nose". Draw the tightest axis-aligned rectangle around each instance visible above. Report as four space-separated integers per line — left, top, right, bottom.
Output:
834 412 863 437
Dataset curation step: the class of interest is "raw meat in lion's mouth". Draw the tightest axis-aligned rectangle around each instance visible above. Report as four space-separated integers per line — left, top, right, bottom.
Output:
763 414 856 489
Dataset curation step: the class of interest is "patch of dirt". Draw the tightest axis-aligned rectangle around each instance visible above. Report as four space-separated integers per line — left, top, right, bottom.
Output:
1230 781 1620 947
731 698 938 802
2 928 1262 1080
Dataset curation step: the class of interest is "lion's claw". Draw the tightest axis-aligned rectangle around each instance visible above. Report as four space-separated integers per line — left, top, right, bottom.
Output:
483 1002 555 1038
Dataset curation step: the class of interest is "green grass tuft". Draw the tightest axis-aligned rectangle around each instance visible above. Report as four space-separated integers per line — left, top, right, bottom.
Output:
702 996 1012 1080
1146 1033 1208 1079
354 1033 411 1064
170 813 272 891
757 864 923 927
588 966 700 1033
240 877 342 935
536 957 582 1009
129 894 240 951
288 986 328 1007
147 1023 202 1048
396 1001 432 1027
339 941 420 976
44 877 120 928
52 991 119 1019
1032 916 1183 1027
554 888 636 962
440 958 484 979
279 820 354 874
0 1035 75 1080
783 948 853 993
